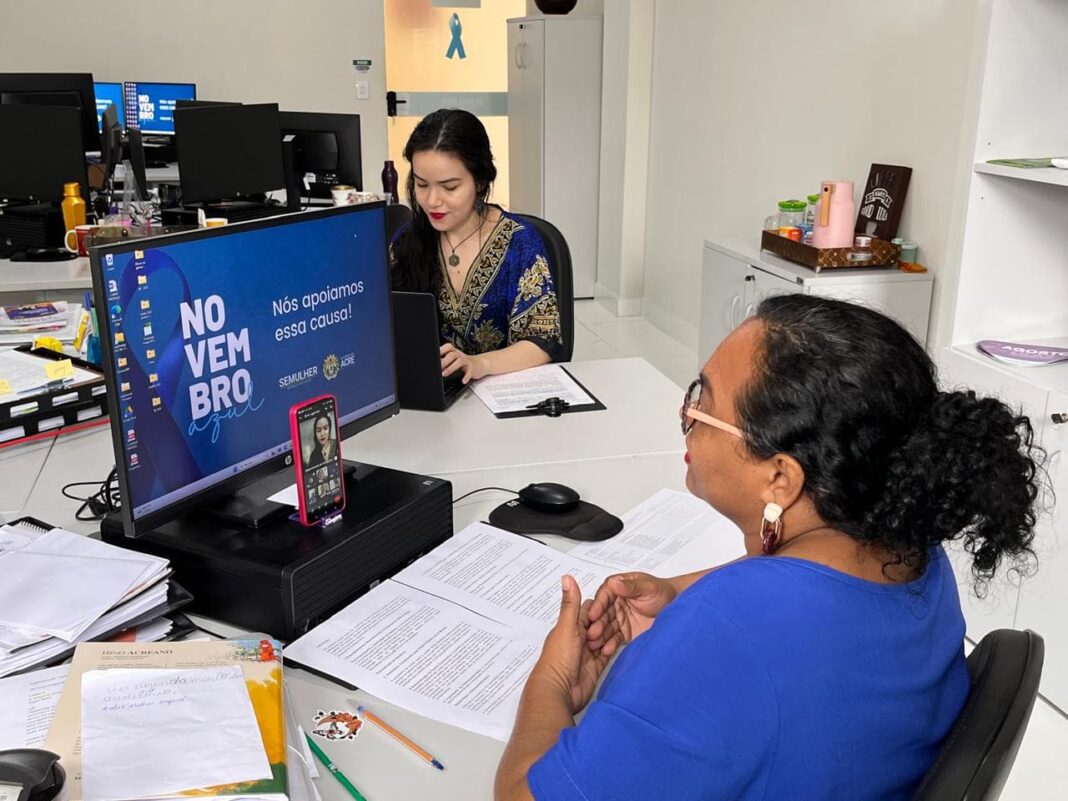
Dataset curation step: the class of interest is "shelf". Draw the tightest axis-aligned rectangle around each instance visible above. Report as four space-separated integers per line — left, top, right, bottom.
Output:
946 342 1068 398
973 162 1068 188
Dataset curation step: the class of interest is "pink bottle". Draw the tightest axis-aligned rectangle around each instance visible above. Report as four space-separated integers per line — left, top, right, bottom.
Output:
811 180 855 249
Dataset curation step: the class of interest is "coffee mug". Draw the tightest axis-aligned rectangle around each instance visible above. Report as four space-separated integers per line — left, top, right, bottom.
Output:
204 217 228 228
64 224 97 256
331 185 358 207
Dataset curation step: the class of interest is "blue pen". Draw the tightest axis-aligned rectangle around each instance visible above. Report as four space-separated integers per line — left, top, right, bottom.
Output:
84 289 92 311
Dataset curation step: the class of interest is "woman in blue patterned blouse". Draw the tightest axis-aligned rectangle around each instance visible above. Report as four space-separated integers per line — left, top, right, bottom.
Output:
390 109 563 384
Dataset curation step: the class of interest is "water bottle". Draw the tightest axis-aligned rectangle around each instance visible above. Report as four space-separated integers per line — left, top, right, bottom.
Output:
381 160 399 204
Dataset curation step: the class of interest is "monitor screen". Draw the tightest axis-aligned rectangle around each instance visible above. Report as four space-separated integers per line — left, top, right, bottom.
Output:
0 104 89 202
94 81 125 132
175 103 285 203
123 81 196 135
0 72 99 152
91 204 398 537
279 111 362 193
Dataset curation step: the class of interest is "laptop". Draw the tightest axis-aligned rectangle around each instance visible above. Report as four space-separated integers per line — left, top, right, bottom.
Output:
391 291 468 411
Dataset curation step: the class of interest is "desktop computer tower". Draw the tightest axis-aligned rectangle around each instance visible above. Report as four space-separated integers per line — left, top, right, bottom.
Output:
101 462 454 641
0 203 65 254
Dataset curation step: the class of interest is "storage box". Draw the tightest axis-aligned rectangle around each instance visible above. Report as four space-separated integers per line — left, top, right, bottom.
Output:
760 230 900 271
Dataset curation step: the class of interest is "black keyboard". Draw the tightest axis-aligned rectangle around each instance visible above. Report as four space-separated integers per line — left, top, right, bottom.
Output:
443 373 467 404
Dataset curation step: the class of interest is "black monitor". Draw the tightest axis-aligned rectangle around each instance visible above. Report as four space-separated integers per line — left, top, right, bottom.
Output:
123 81 196 136
90 203 398 537
279 111 362 195
0 104 89 203
175 103 285 203
175 99 240 111
125 128 150 200
0 72 100 152
100 104 123 187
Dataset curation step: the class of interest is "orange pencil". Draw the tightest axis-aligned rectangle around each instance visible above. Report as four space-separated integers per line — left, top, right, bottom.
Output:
356 704 445 771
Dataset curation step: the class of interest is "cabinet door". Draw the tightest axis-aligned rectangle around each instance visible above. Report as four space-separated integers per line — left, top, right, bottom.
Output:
742 265 803 322
1016 391 1068 712
698 248 751 363
808 280 932 347
507 20 544 216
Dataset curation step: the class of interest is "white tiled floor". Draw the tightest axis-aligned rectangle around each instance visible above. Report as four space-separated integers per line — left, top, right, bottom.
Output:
578 299 1067 799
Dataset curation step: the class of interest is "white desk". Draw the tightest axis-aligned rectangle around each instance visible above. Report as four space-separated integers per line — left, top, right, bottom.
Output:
0 256 92 304
114 162 181 185
8 357 703 801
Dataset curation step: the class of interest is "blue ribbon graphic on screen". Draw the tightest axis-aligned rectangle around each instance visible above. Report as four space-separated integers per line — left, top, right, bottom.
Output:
446 13 466 60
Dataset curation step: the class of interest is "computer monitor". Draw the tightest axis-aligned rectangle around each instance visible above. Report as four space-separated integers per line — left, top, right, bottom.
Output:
90 203 398 538
279 111 362 195
123 81 197 136
94 81 125 132
0 104 89 203
0 72 100 152
175 103 285 203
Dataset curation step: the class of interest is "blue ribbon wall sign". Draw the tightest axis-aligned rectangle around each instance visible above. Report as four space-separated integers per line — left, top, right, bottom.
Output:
446 13 467 60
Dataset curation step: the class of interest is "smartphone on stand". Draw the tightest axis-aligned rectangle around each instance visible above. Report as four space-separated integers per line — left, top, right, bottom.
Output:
289 394 346 526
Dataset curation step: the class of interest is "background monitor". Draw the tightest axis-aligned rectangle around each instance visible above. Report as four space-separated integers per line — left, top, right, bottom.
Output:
175 103 285 203
123 81 196 135
175 99 240 111
279 111 362 195
0 72 100 152
90 203 397 537
94 81 125 132
0 104 89 203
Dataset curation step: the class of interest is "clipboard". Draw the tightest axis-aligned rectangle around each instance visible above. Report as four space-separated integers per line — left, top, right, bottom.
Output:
486 366 607 419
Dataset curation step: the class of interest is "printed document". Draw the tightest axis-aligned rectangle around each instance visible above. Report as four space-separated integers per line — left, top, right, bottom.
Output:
471 363 595 414
0 663 68 749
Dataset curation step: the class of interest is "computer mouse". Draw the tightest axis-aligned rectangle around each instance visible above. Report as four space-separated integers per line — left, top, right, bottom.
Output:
517 482 581 514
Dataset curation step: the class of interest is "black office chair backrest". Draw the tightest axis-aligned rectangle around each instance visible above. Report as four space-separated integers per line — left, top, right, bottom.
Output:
385 203 413 244
911 629 1044 801
514 213 575 362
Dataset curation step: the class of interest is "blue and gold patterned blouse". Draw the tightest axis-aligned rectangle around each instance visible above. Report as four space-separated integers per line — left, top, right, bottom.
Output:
393 209 563 360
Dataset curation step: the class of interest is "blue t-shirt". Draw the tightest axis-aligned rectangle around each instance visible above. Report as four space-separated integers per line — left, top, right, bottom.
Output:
529 548 969 801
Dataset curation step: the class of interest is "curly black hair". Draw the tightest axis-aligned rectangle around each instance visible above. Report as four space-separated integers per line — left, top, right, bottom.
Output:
737 294 1041 592
390 109 497 296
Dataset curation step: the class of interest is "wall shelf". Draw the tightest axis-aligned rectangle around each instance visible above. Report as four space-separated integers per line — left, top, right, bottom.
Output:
973 162 1068 188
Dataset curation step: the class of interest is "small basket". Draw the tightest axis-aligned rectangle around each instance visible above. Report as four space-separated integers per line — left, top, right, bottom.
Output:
760 231 900 271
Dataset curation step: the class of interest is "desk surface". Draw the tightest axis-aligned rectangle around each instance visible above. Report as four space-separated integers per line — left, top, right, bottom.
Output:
0 256 92 293
7 357 706 800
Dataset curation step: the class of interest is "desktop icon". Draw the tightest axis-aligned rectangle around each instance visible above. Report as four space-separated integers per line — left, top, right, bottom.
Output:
110 303 122 319
105 254 113 266
140 299 150 310
146 348 156 359
151 397 161 408
134 249 144 260
108 279 118 296
122 403 134 418
130 453 139 467
127 428 136 442
115 332 125 344
118 357 128 368
120 381 131 393
143 323 153 337
137 275 147 286
148 372 158 383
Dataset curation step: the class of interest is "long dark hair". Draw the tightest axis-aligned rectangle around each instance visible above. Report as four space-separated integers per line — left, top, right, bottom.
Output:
391 109 497 294
739 294 1042 591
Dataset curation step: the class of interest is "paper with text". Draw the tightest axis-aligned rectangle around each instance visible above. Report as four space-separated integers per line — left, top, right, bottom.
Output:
80 666 273 801
470 363 595 414
285 581 541 741
393 522 609 637
0 663 68 749
568 489 746 575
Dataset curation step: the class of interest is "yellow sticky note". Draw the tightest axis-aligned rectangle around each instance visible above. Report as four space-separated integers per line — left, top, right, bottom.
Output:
44 359 76 381
0 379 12 395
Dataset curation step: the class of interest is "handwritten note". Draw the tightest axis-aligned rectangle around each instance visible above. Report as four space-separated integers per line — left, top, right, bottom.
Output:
43 359 75 381
81 666 272 801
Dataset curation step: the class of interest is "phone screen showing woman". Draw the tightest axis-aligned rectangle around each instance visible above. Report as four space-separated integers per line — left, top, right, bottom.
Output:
292 395 345 524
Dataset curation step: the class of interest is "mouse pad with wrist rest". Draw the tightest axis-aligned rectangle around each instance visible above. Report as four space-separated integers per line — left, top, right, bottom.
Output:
488 499 623 542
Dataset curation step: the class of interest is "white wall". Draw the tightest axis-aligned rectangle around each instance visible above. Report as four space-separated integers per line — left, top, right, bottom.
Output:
641 0 979 351
0 0 388 191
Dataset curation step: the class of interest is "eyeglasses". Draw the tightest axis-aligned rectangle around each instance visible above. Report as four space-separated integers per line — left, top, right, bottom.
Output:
681 377 744 438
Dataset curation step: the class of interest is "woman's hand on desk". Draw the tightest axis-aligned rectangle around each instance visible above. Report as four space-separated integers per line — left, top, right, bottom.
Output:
440 343 489 384
586 572 678 657
529 576 611 716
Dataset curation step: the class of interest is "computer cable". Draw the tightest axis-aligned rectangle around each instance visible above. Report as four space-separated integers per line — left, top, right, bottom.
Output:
61 467 121 521
451 487 517 505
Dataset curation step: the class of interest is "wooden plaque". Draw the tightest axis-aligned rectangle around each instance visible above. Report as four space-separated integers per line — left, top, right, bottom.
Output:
855 163 912 240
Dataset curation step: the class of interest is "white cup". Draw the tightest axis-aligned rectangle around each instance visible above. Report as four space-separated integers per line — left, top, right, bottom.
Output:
331 186 358 207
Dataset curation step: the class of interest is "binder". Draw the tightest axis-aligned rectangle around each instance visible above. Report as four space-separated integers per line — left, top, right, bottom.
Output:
491 366 606 419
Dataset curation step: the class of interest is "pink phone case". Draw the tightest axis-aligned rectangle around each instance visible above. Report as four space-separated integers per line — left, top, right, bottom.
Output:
289 394 345 526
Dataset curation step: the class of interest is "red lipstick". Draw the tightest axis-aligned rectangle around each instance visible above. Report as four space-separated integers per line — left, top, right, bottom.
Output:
429 212 446 220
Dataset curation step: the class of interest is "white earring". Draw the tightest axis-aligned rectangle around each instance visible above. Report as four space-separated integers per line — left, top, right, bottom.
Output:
761 502 783 555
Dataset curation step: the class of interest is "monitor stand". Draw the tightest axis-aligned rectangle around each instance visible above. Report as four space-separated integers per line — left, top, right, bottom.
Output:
99 460 454 641
198 461 358 529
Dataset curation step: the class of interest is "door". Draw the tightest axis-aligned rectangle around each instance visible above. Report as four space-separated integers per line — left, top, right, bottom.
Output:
384 0 525 207
507 19 544 216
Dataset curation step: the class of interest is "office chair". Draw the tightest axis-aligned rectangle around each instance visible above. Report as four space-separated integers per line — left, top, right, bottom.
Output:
385 204 413 243
514 213 575 362
911 629 1044 801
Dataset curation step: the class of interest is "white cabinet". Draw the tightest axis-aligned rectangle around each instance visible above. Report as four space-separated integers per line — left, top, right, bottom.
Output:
937 0 1068 712
507 16 602 298
699 239 934 365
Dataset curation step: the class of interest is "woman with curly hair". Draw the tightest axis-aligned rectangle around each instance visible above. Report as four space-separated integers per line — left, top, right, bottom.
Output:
390 109 563 384
495 294 1042 801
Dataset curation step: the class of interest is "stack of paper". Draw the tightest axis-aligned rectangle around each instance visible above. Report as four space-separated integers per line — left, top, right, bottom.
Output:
0 302 83 346
0 525 175 678
46 639 288 801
